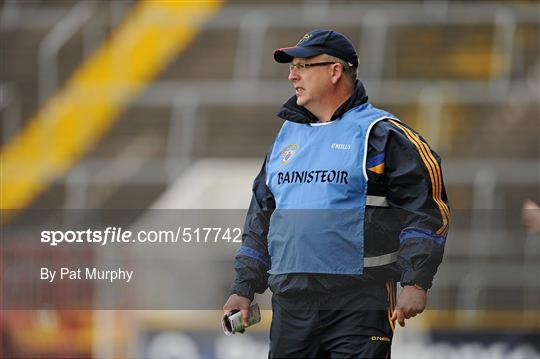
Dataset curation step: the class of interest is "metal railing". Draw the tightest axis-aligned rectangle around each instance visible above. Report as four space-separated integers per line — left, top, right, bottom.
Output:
38 1 98 105
0 83 22 145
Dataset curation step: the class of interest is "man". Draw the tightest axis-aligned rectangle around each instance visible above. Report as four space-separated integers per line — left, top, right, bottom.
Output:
522 199 540 234
223 29 449 358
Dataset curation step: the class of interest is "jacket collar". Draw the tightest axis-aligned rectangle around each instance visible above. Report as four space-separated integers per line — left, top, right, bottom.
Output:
276 80 369 124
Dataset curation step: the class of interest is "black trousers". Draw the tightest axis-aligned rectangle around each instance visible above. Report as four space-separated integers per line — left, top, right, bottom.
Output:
269 281 396 359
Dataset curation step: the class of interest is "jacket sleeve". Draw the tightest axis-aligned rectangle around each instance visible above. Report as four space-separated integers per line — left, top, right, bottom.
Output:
229 154 275 300
378 120 450 290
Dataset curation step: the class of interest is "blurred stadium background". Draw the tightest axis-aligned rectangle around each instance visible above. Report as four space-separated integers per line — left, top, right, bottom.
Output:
1 0 539 358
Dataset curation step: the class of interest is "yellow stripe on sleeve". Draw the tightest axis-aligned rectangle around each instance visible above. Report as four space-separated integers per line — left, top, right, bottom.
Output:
368 163 385 174
389 120 450 236
396 122 450 236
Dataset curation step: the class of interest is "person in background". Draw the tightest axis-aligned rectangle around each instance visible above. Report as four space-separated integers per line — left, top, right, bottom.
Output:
522 199 540 234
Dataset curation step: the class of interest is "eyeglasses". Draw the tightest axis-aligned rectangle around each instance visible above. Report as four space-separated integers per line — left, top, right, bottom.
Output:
288 61 336 72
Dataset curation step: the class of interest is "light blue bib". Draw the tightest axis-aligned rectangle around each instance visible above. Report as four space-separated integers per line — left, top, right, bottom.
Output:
266 103 396 275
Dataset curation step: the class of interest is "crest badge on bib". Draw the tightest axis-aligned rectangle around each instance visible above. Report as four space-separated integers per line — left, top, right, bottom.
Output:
280 144 299 164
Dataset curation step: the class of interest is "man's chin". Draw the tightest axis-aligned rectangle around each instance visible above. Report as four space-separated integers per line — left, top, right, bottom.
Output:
296 97 307 107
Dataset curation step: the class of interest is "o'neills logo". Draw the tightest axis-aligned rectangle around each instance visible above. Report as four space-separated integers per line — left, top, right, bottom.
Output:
280 144 299 164
277 170 348 185
371 336 391 342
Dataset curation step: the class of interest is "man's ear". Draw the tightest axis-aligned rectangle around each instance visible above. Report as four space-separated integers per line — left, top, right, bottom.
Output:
330 63 343 85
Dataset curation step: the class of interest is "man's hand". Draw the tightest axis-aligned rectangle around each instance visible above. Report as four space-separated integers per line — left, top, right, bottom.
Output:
223 294 252 327
390 285 427 327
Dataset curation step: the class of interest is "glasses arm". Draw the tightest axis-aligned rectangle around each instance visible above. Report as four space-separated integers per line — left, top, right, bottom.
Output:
288 61 337 71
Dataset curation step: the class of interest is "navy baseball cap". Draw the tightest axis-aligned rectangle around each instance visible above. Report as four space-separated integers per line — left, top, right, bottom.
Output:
274 29 358 67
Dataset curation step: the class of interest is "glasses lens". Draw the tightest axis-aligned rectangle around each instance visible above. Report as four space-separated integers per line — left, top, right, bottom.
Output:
289 63 304 71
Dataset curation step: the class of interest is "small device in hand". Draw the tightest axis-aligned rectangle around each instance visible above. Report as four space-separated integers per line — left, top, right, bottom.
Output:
222 303 261 335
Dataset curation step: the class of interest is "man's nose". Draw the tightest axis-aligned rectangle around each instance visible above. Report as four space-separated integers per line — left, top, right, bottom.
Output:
288 69 299 82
